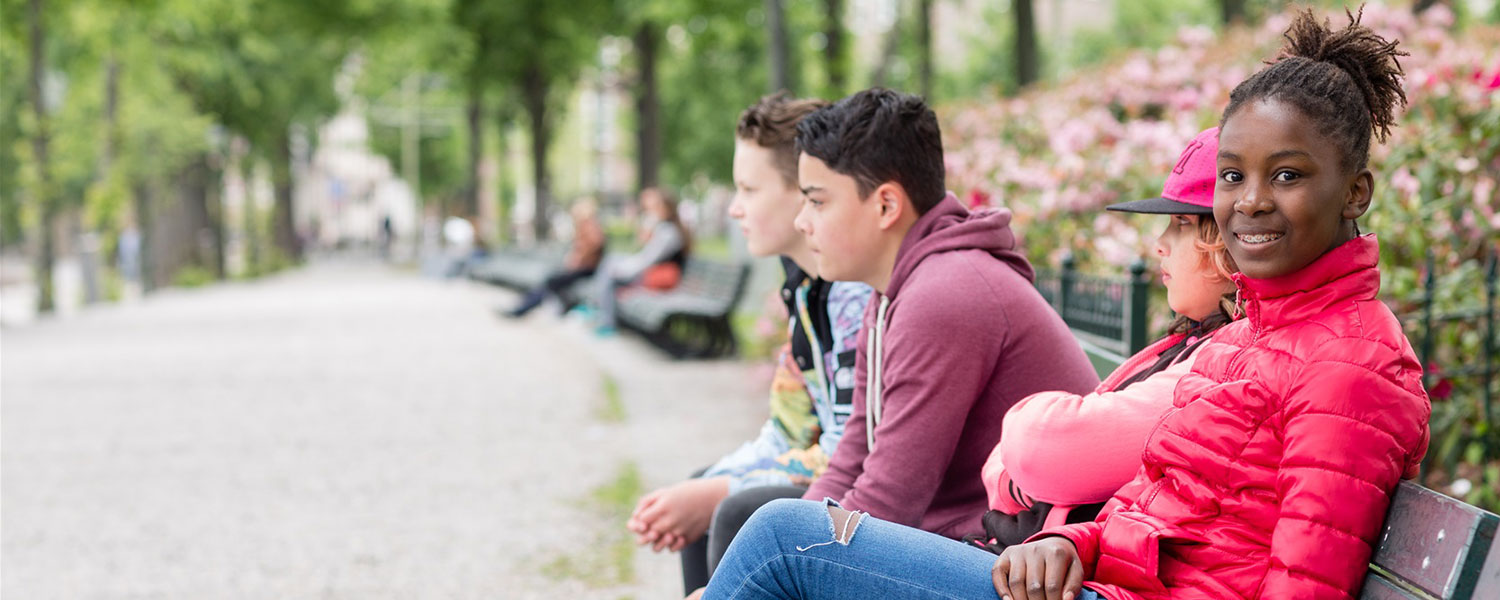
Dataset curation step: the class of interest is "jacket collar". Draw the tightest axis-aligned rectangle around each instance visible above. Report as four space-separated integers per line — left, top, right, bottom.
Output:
780 256 815 310
1232 234 1382 331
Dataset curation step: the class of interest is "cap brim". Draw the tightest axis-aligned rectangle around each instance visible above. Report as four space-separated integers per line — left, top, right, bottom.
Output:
1105 196 1214 215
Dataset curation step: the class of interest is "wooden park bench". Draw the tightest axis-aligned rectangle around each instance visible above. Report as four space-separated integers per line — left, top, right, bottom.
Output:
616 257 751 359
1362 481 1499 599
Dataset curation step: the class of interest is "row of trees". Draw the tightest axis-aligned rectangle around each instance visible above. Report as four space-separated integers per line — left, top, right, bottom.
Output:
4 0 1436 313
1 0 427 310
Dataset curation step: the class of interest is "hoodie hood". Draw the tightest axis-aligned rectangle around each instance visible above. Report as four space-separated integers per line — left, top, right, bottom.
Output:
886 192 1033 300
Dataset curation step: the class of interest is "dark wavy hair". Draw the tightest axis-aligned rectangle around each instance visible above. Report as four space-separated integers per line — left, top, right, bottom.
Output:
795 88 947 214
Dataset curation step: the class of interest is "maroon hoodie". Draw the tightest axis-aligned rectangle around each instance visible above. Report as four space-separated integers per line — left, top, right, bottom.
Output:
804 193 1100 538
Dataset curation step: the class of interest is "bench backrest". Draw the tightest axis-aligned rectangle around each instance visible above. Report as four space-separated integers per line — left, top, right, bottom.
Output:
674 258 751 311
1361 481 1499 599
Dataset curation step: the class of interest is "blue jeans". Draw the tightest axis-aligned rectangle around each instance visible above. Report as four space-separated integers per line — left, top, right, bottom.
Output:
704 499 1101 600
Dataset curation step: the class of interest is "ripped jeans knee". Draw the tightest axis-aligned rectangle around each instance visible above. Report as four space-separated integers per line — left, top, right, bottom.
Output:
795 498 865 551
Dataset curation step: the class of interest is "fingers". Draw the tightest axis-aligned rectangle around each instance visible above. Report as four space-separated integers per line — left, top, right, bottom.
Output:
628 492 664 534
651 530 677 552
1062 556 1085 600
635 527 662 547
1001 548 1031 600
1037 540 1085 600
1043 549 1069 600
994 542 1081 600
636 498 671 531
1025 548 1048 600
631 489 663 517
991 554 1012 600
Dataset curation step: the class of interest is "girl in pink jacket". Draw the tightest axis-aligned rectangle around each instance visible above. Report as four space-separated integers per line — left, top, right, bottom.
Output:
993 9 1430 600
975 127 1240 549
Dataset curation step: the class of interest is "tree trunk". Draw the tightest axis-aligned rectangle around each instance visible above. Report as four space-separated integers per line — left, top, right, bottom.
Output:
766 0 790 93
270 131 300 262
917 0 932 99
634 21 660 192
241 158 260 274
1014 0 1038 89
183 155 216 271
206 155 226 279
493 111 511 245
84 54 122 303
1219 0 1246 25
132 181 155 291
522 63 551 241
464 78 484 219
822 0 846 95
27 0 55 312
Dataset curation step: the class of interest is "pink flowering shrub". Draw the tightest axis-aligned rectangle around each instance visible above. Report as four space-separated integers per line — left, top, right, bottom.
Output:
942 4 1498 280
944 4 1500 506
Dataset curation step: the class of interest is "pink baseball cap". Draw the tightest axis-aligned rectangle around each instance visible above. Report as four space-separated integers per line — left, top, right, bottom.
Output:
1106 127 1218 215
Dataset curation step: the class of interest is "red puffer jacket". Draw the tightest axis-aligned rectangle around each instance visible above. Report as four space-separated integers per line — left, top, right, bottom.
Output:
1034 235 1430 600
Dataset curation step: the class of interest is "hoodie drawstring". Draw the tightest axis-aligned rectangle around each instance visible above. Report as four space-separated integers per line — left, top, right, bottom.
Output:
865 295 890 451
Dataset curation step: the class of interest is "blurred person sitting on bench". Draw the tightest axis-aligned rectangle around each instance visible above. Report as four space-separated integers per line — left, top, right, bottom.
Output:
503 199 606 318
589 187 692 335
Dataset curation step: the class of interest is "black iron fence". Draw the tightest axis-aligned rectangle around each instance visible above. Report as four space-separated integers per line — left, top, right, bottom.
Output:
1405 249 1499 490
1034 254 1152 373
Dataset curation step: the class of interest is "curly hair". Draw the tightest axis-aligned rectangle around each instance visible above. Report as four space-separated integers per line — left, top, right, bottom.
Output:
1220 5 1409 173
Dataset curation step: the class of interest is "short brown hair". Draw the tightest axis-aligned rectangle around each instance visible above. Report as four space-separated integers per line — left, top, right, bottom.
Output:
736 92 829 188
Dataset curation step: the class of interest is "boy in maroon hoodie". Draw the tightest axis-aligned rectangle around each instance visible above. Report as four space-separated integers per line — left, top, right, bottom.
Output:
794 88 1099 539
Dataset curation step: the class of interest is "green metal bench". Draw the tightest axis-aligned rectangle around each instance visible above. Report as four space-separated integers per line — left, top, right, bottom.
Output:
1362 481 1500 599
616 258 751 359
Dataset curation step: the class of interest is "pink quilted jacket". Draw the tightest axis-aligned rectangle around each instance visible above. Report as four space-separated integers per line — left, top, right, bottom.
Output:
1034 235 1430 599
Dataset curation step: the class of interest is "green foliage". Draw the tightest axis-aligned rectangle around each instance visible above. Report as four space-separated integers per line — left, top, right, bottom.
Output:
655 0 768 187
596 373 627 423
0 15 27 246
172 265 216 288
933 1 1017 99
157 0 349 157
1065 0 1217 73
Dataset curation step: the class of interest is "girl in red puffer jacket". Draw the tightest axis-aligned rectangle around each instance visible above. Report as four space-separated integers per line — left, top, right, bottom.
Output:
994 8 1432 600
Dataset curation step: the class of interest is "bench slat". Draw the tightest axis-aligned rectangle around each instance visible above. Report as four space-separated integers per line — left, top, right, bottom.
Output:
1370 481 1499 599
1477 532 1500 596
1360 572 1432 600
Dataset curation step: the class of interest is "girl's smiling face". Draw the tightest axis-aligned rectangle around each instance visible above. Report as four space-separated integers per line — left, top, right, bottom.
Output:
1214 99 1373 279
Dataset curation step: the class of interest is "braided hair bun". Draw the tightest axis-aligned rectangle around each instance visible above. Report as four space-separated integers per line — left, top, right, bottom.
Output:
1221 6 1409 172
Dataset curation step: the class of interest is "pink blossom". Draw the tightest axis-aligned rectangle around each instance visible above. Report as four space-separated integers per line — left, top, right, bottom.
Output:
1474 177 1496 223
968 189 991 210
1419 4 1455 29
1391 167 1421 203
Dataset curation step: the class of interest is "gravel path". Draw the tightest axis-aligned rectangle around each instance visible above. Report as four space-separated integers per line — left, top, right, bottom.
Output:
2 259 768 599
